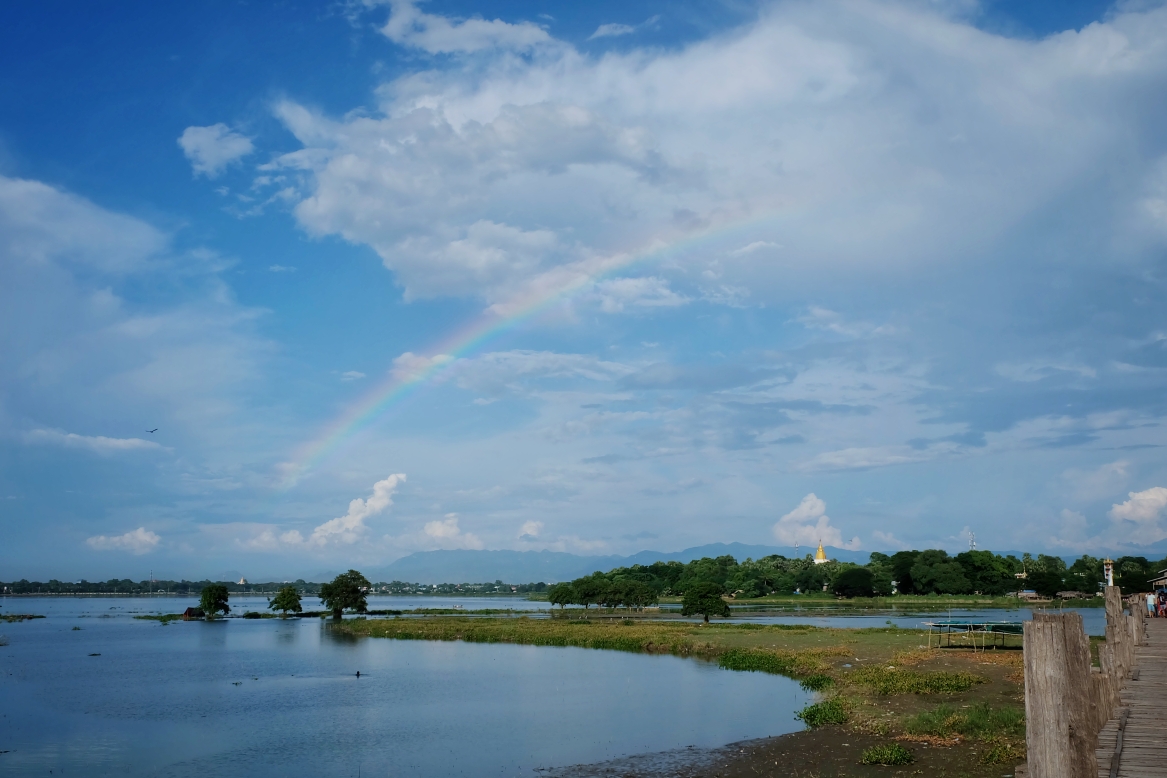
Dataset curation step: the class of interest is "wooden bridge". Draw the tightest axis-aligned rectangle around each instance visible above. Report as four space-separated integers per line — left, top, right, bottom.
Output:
1019 587 1164 778
1095 618 1167 778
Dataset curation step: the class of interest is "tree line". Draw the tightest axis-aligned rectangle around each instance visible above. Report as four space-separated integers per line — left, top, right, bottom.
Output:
541 551 1167 602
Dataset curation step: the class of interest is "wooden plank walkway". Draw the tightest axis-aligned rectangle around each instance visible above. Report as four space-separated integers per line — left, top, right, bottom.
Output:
1097 618 1167 778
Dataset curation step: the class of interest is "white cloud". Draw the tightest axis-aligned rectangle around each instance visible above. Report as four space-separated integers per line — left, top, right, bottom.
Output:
178 124 254 178
871 529 907 550
518 520 543 540
772 493 860 550
340 370 366 381
268 264 296 273
24 429 164 455
594 276 689 312
86 527 161 554
589 23 635 40
797 446 921 472
391 351 454 382
423 513 483 549
0 175 165 273
261 0 1167 318
1109 487 1167 525
797 307 895 338
309 473 405 546
379 0 553 54
729 241 781 256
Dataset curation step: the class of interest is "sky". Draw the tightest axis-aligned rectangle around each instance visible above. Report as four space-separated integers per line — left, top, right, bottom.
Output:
3 0 1167 581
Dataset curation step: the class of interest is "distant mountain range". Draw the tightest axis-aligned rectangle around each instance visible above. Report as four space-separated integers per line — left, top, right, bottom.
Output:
356 543 871 585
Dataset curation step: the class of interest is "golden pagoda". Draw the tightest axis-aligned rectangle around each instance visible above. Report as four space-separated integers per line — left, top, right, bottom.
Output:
813 541 828 564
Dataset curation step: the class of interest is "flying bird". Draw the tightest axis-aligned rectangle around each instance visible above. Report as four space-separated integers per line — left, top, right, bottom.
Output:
147 429 158 433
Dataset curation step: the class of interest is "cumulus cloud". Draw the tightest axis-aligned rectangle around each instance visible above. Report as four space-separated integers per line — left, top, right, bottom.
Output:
379 0 553 54
518 520 543 540
24 429 164 455
772 493 860 550
423 513 483 549
1109 487 1167 525
86 527 161 554
178 124 254 178
309 473 405 546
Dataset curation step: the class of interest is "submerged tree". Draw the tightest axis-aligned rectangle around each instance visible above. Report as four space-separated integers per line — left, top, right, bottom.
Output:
269 585 303 617
681 581 730 623
199 584 230 620
320 570 370 619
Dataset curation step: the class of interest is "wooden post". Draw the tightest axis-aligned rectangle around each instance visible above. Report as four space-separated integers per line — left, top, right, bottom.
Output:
1024 613 1098 778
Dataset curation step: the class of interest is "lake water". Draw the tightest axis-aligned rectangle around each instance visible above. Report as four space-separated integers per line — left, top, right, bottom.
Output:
0 597 807 777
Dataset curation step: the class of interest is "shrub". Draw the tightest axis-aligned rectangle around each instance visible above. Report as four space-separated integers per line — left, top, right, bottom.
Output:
796 698 847 727
799 673 835 691
859 743 913 765
718 648 796 675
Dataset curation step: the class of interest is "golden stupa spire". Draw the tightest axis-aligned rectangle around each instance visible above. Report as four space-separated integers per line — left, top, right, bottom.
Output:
814 540 827 564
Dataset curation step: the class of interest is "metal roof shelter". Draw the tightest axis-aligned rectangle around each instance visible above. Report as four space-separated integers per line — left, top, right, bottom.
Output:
922 620 1024 651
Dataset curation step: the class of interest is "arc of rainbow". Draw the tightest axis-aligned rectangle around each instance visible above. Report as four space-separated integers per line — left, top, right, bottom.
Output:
280 217 782 486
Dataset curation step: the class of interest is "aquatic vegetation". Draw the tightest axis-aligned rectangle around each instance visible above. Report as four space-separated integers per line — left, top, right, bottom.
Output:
134 614 184 623
1 614 45 623
796 698 848 727
859 742 913 765
798 673 835 691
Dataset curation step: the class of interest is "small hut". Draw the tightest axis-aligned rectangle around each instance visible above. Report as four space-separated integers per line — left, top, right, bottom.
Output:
182 607 205 621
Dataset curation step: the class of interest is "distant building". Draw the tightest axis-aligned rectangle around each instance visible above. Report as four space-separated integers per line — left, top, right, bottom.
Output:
238 577 247 585
813 542 828 565
182 607 205 620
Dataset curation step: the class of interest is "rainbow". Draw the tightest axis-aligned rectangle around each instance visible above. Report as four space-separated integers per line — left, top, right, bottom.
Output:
280 217 781 485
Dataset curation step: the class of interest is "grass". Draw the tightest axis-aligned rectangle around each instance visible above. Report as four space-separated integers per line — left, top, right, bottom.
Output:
859 742 914 765
796 698 848 727
1 614 45 623
846 666 986 695
903 703 1024 739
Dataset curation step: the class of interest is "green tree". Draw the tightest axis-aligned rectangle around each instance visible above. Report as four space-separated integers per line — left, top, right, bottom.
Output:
319 570 370 619
910 550 971 595
889 551 921 594
268 585 302 617
572 574 608 610
547 582 575 609
833 567 875 598
1029 569 1064 598
199 584 230 620
681 581 730 623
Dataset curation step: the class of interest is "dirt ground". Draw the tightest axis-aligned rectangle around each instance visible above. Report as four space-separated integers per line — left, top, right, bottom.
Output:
544 726 1021 778
546 645 1026 778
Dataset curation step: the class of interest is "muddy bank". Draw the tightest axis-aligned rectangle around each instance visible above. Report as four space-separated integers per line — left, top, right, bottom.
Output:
544 726 1020 778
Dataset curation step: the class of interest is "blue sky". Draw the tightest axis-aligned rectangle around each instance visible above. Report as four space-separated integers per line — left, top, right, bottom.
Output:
3 0 1167 580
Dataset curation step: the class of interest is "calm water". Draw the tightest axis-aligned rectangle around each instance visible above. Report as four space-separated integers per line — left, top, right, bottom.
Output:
0 598 807 777
730 606 1106 636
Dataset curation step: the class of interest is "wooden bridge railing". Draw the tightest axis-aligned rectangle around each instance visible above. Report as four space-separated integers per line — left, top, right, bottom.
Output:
1022 586 1143 778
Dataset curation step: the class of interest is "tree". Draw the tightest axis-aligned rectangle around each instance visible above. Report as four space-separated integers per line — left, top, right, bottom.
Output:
833 567 875 598
572 574 608 610
199 584 230 620
269 586 303 617
910 550 971 595
681 581 730 623
547 582 575 609
889 551 921 594
1029 569 1064 598
319 570 370 619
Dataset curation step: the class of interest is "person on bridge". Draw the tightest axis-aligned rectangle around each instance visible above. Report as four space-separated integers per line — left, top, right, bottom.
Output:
1149 591 1159 618
1158 590 1166 618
